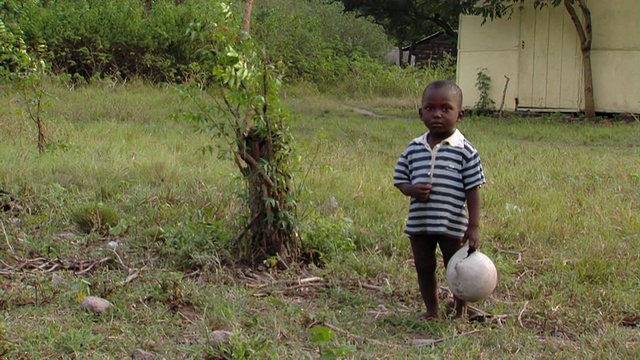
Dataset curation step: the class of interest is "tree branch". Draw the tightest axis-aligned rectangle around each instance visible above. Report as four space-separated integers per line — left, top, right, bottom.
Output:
563 0 588 50
237 151 275 188
242 0 254 34
428 15 456 36
576 0 592 49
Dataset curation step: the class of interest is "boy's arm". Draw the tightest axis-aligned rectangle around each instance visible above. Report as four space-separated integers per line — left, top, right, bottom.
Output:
464 186 481 249
396 183 432 202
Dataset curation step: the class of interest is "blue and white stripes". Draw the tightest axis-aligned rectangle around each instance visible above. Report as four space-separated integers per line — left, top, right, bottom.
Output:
394 130 485 238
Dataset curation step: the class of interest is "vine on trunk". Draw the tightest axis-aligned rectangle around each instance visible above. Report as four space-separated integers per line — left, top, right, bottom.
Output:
0 13 47 154
180 1 299 266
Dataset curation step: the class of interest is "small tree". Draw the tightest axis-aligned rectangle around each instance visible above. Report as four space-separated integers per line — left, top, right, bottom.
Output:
0 12 47 153
181 1 299 265
462 0 595 118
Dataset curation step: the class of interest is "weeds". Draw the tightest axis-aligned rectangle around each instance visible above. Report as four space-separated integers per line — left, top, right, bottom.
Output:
474 68 495 115
0 82 637 358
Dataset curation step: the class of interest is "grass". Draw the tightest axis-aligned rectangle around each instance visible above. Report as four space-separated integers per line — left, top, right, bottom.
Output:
0 80 638 359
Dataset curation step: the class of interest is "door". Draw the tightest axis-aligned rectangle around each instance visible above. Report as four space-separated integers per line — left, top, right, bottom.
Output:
518 4 582 110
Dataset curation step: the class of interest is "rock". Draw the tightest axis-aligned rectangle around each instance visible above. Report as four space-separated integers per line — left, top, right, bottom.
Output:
321 196 339 215
413 338 439 347
80 296 114 313
51 273 63 286
131 348 156 360
55 232 77 241
209 330 232 347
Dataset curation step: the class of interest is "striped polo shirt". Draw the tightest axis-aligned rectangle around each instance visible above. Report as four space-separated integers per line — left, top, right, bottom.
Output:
394 129 485 239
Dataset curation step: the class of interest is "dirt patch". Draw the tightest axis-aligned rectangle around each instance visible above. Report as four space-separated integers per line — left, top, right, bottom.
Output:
621 313 638 328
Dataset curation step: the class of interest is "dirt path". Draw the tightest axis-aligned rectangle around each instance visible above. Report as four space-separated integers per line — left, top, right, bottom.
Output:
350 107 412 121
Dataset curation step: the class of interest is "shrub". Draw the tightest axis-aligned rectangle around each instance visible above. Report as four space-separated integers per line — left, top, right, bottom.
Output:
252 0 391 83
69 202 120 235
15 0 209 82
327 54 456 98
299 211 356 265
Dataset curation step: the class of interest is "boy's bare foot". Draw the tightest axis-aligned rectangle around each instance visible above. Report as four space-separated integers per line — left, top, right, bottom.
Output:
466 306 486 322
418 311 440 320
449 304 486 321
444 300 456 316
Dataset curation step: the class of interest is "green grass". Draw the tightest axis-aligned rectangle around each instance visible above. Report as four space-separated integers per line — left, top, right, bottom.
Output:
0 81 638 359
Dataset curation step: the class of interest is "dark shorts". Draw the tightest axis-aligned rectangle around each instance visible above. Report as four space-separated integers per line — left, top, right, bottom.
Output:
409 234 463 251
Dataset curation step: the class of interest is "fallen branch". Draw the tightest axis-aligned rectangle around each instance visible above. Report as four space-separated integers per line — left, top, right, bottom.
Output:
322 322 401 348
111 249 130 271
358 282 383 291
497 248 523 264
518 300 529 328
256 276 324 289
75 257 112 275
498 75 511 119
0 219 19 261
365 310 393 318
283 281 326 293
119 270 140 286
413 329 483 347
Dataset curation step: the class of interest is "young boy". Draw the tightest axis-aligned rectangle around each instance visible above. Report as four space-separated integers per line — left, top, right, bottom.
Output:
394 80 485 320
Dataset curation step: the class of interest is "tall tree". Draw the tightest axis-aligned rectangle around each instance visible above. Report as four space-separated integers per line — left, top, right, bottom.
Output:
242 0 254 33
461 0 595 118
184 0 300 265
335 0 461 66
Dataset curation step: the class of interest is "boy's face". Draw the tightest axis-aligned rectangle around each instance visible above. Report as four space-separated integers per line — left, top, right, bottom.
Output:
419 87 464 137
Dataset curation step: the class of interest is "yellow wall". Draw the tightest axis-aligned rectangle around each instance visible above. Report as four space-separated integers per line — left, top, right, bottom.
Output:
457 0 640 113
456 14 520 111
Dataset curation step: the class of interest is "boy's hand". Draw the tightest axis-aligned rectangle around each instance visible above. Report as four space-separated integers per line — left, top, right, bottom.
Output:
464 226 479 249
411 183 432 202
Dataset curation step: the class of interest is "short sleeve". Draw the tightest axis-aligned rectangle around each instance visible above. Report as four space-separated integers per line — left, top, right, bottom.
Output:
461 150 485 190
394 149 411 185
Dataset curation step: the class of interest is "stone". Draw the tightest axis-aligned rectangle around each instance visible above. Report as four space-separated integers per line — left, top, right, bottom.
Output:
80 296 114 313
209 330 233 347
131 348 156 360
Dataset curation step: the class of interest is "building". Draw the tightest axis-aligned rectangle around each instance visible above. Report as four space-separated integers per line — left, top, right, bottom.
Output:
388 31 457 67
456 1 639 113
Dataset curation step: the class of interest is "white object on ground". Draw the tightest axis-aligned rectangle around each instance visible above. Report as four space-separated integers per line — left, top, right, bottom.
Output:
446 246 498 302
80 296 114 313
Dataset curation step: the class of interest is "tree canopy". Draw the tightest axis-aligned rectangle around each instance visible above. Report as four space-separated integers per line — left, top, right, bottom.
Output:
334 0 570 44
458 0 563 21
334 0 463 46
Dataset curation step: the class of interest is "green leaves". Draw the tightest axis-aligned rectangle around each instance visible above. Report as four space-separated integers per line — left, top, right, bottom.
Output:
0 18 38 81
309 326 335 345
179 0 300 263
309 326 354 360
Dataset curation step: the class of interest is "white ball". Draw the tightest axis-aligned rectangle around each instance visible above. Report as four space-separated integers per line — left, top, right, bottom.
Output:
446 246 498 302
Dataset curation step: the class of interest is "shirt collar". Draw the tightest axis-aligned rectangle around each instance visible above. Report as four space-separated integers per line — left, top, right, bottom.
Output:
413 129 465 148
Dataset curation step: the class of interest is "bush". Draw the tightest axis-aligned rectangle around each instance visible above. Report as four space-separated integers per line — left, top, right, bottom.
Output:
252 0 392 83
14 0 209 82
326 53 456 98
155 217 231 271
299 211 356 265
69 202 120 235
6 0 452 98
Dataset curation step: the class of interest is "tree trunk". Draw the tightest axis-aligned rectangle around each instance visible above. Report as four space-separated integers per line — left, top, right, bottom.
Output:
581 48 595 118
241 127 296 265
397 44 404 67
564 0 595 118
143 0 152 16
243 0 254 34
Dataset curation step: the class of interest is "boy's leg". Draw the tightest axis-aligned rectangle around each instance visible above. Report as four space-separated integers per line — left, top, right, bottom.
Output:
439 237 467 318
409 235 438 319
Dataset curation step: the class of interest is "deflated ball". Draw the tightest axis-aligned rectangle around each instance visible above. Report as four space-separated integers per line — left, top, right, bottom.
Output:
446 246 498 302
